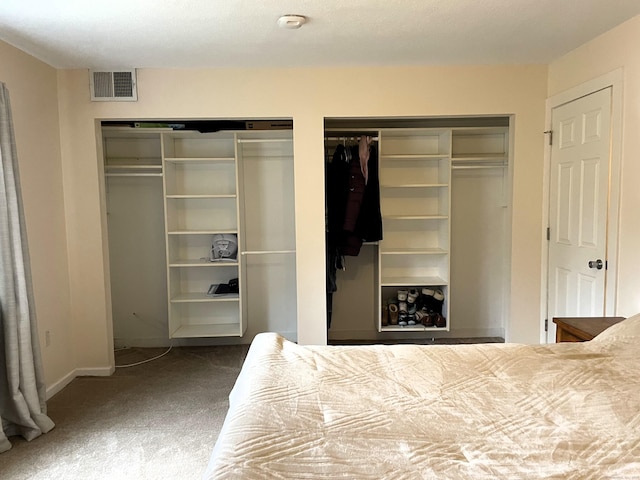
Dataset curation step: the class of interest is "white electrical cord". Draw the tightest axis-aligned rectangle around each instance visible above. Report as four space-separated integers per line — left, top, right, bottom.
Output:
115 345 172 368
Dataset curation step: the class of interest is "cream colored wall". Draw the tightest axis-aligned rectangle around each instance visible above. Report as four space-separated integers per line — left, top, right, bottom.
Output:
0 41 74 389
56 64 547 372
548 15 640 317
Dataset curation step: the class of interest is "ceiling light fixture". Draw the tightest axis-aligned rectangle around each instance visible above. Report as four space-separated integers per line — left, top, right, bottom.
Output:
277 14 307 29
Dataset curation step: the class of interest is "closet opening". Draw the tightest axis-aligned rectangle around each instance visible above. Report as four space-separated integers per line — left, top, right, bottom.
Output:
99 118 297 348
324 116 512 344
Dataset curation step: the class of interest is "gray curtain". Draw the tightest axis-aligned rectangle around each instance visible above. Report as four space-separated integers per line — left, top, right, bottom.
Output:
0 82 55 453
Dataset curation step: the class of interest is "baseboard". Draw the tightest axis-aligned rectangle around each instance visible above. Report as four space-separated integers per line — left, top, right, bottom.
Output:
46 370 76 400
46 366 115 400
75 366 115 377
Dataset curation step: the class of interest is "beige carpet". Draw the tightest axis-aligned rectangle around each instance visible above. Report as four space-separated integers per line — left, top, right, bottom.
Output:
0 344 249 480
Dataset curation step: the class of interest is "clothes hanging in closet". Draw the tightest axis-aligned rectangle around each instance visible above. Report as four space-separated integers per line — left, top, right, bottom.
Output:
325 137 382 328
326 139 382 255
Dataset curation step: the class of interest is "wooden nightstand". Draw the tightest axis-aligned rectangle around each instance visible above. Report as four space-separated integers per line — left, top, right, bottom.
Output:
553 316 625 342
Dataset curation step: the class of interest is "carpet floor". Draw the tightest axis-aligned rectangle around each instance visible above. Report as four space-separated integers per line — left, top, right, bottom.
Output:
0 344 249 480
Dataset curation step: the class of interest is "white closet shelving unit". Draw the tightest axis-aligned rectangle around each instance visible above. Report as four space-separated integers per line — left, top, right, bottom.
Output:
377 128 452 332
162 131 242 338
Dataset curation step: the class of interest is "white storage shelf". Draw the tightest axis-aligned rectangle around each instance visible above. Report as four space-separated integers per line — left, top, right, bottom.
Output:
378 128 452 332
163 131 243 338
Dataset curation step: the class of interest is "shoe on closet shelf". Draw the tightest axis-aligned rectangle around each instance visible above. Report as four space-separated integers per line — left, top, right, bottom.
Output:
397 289 409 302
435 313 446 328
388 304 399 325
398 301 408 314
415 309 427 324
421 287 445 314
433 289 445 312
398 312 409 327
407 289 419 304
381 304 389 327
422 310 436 327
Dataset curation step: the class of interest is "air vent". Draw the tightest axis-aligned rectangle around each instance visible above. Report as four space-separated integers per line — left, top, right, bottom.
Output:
89 69 137 101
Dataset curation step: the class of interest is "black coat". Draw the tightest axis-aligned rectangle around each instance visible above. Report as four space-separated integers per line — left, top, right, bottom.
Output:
326 144 382 256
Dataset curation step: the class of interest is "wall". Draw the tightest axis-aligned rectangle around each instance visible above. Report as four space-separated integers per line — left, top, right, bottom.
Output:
0 41 75 392
55 64 547 373
548 15 640 317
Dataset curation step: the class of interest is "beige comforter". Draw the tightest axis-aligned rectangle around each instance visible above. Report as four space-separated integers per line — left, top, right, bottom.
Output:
204 316 640 479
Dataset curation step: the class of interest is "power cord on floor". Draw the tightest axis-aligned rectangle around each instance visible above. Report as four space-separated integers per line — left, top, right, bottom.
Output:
115 345 173 368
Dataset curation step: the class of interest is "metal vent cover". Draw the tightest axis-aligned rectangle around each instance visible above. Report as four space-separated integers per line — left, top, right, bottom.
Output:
90 69 137 101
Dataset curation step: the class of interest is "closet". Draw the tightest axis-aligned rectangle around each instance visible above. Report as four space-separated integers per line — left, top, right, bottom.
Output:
102 122 297 347
325 118 510 341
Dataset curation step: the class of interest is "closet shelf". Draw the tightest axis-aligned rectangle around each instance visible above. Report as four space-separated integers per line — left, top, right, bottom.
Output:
381 276 448 287
167 229 238 235
164 157 235 163
237 138 292 144
105 164 162 170
170 292 239 303
165 194 237 199
380 325 447 332
241 250 296 255
105 173 163 177
451 153 506 161
383 215 448 221
380 154 448 160
452 164 506 170
170 323 241 338
380 248 448 255
381 183 448 189
169 259 239 267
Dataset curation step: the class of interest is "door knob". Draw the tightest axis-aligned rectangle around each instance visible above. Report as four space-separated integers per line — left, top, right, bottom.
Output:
588 259 603 270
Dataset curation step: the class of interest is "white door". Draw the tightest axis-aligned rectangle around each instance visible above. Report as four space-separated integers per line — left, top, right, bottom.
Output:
547 87 612 342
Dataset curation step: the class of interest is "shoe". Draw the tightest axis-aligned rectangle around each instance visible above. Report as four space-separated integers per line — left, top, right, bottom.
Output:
381 304 389 326
432 289 445 314
398 313 409 326
421 287 444 314
388 304 399 325
423 311 436 327
398 301 408 314
407 289 419 304
435 313 446 328
397 289 408 302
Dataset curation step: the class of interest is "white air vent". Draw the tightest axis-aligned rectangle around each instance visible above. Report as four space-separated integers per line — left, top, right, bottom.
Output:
90 69 137 101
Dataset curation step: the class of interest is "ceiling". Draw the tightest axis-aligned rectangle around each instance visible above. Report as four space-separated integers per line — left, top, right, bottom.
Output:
0 0 639 69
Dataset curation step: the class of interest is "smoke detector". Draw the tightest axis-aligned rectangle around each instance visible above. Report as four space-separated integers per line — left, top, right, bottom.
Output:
277 15 307 29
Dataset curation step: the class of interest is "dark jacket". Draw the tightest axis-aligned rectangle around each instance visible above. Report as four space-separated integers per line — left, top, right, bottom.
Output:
326 143 382 256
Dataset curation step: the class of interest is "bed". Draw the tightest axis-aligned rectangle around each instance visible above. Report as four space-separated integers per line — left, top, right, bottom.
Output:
204 315 640 479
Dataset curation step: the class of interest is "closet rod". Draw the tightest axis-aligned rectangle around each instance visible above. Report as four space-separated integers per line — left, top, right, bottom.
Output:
324 136 379 141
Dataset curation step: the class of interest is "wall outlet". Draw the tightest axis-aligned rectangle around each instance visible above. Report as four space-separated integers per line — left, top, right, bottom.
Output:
45 330 51 347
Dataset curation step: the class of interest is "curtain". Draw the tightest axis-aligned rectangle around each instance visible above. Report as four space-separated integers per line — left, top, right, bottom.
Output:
0 82 54 453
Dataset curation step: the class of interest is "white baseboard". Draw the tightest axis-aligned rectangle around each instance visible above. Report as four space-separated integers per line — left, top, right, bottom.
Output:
46 370 76 399
75 366 115 377
46 366 115 400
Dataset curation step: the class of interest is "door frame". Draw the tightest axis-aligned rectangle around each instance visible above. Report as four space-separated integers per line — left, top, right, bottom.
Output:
540 68 624 343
